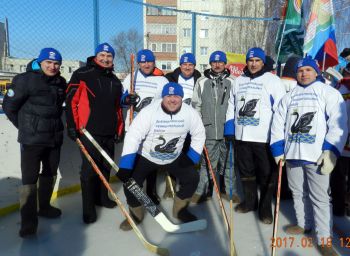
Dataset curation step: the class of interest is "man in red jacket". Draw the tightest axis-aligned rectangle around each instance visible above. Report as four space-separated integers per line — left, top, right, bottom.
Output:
65 43 124 224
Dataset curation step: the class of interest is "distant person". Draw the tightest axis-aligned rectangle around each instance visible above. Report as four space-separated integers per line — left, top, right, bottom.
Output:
116 82 205 230
271 57 347 256
3 48 66 237
335 48 350 73
66 43 125 224
123 49 168 204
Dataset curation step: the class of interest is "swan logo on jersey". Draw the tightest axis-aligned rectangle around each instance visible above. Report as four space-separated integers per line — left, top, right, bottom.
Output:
288 109 317 144
140 54 146 62
49 51 56 60
237 97 260 126
150 136 180 161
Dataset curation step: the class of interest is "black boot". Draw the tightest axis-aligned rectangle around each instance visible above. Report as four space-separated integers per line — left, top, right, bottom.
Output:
98 171 117 208
173 196 197 223
80 178 97 224
146 171 160 205
259 182 274 224
235 177 258 213
37 175 62 218
19 185 38 238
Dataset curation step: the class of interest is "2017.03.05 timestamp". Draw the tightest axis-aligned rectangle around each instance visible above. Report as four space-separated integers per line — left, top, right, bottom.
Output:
271 236 350 248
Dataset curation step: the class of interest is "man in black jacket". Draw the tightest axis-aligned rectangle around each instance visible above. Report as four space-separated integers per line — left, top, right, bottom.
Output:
65 43 125 224
3 47 66 238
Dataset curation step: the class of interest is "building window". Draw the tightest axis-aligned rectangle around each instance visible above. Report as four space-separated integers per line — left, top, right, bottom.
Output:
160 43 176 53
20 65 26 72
200 64 208 71
147 24 176 35
182 47 192 54
200 47 208 56
161 62 172 70
183 10 192 20
151 43 157 52
60 66 65 72
199 29 208 38
146 6 176 16
183 28 191 37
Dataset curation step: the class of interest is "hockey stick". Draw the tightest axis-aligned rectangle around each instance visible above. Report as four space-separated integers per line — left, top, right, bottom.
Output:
203 146 231 235
271 160 283 256
76 138 168 256
129 53 135 124
81 128 207 233
166 173 175 198
229 142 237 256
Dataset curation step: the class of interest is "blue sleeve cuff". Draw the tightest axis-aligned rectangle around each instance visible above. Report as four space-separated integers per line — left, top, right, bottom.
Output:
224 119 235 136
119 153 137 169
120 90 129 108
270 140 285 157
187 147 201 164
322 140 340 157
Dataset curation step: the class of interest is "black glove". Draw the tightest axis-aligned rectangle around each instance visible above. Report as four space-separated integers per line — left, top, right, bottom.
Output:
179 154 194 168
67 128 79 141
124 93 140 107
117 168 132 183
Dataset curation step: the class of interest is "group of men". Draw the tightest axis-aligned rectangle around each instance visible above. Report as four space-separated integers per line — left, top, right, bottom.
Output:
3 42 349 256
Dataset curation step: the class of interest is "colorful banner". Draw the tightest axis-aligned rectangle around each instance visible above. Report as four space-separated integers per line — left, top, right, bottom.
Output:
303 0 338 69
275 0 304 63
226 52 246 77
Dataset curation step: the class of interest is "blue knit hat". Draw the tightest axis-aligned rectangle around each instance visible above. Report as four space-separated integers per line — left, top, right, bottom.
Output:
95 43 115 58
162 82 184 98
137 49 155 63
209 51 227 64
246 47 266 63
180 53 196 65
37 48 62 63
295 57 321 75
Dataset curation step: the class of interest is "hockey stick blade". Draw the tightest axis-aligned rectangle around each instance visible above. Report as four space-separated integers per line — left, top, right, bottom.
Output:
82 128 207 233
76 139 169 256
125 178 207 233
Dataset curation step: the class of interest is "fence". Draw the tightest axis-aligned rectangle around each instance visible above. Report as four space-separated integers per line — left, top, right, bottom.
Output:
0 0 349 80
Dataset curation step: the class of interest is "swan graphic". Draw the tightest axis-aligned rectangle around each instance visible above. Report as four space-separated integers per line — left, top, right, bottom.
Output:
291 111 316 134
135 97 153 112
238 97 259 117
154 136 180 153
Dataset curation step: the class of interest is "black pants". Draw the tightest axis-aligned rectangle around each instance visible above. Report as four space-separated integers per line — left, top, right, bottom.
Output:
125 155 199 207
236 140 276 186
20 144 61 185
330 156 350 214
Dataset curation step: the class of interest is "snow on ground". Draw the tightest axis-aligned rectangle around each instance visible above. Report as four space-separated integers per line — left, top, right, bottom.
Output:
0 177 349 256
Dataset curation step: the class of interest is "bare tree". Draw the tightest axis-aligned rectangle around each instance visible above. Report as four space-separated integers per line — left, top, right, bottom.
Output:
112 28 143 73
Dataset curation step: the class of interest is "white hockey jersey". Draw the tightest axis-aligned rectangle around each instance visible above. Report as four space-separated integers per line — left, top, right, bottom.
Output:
119 99 206 168
224 72 285 143
337 82 350 157
270 81 348 162
178 75 195 105
123 70 168 129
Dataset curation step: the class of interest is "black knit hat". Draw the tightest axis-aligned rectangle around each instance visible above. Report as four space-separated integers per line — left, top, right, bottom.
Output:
282 56 300 79
340 48 350 58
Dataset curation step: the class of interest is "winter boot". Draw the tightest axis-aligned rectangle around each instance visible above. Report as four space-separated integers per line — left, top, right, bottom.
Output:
258 182 275 224
19 184 38 238
284 224 312 235
173 196 197 223
191 193 211 204
80 178 97 224
37 175 62 218
220 192 240 203
146 171 160 205
98 172 117 208
346 192 350 217
163 175 176 199
235 177 258 213
119 206 144 231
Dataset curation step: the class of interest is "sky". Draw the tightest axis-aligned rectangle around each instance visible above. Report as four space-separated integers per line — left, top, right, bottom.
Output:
0 0 143 61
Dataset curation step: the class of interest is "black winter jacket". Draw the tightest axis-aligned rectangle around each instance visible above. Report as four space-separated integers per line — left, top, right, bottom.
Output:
3 60 67 146
165 67 202 84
